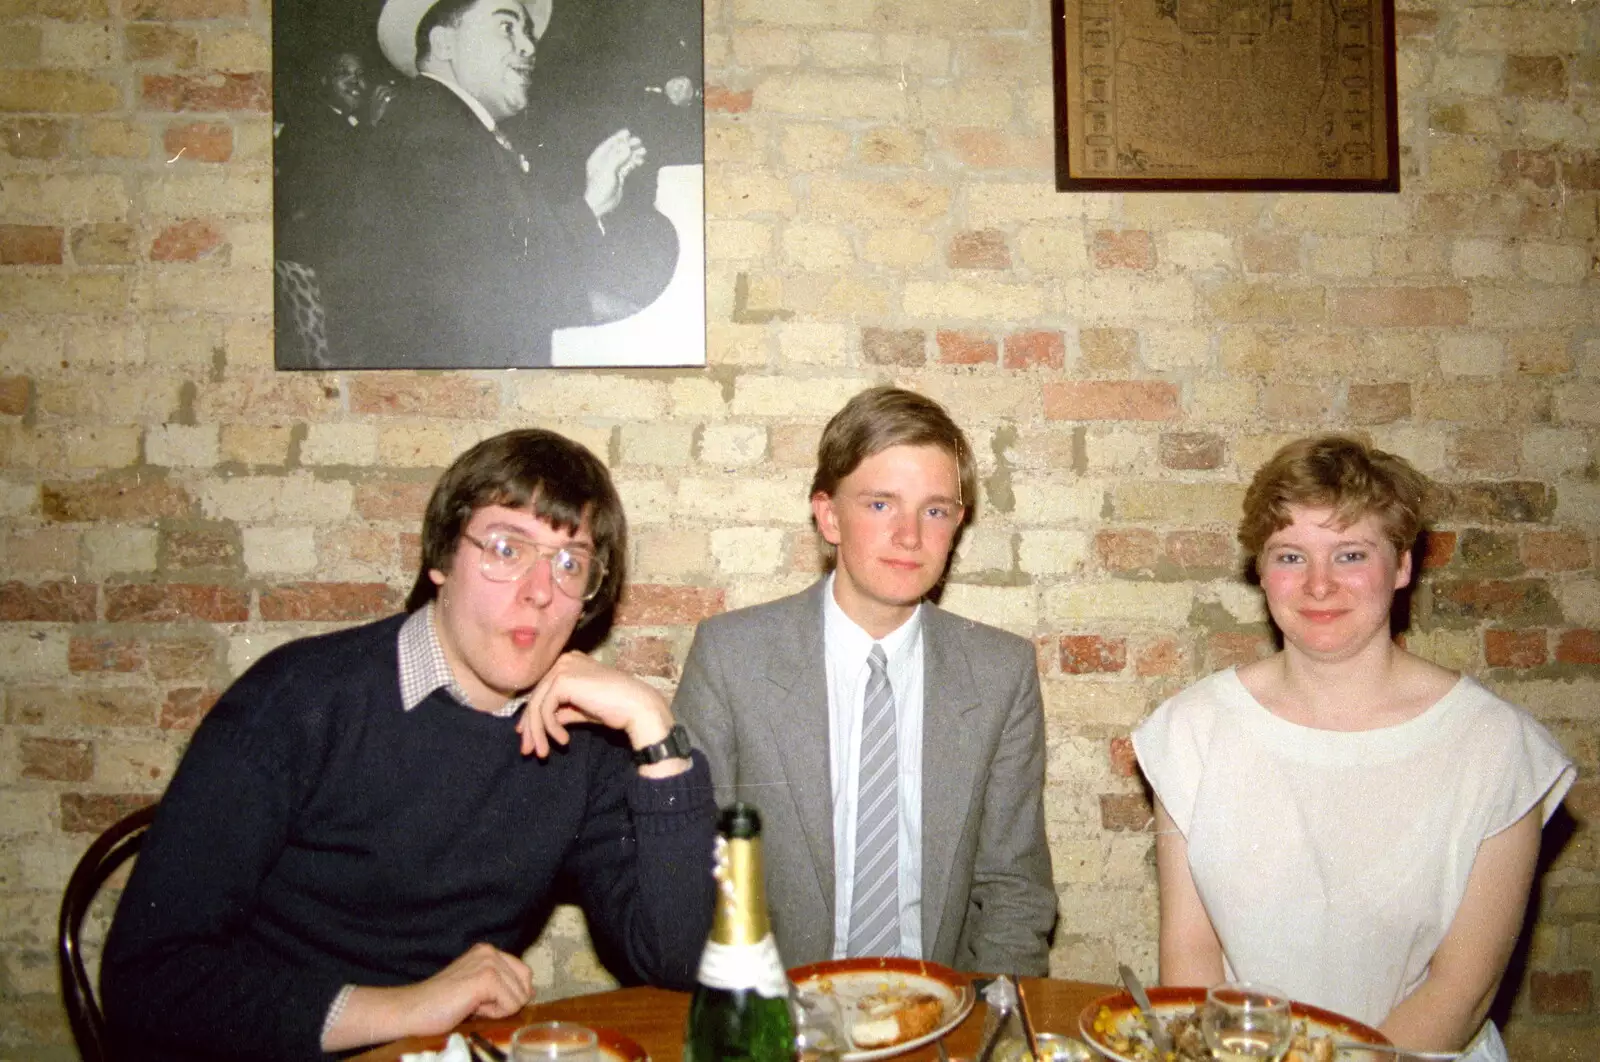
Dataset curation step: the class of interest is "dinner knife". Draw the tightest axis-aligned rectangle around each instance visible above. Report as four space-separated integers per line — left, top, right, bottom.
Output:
468 1031 508 1062
1117 963 1173 1057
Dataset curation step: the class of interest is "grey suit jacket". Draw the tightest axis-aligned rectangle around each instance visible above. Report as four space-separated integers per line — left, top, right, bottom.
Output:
672 579 1056 975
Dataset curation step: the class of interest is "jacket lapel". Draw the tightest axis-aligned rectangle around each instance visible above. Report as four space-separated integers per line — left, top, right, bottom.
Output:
919 604 983 953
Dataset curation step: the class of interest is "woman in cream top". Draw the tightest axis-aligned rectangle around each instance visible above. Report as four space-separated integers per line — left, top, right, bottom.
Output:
1133 435 1574 1062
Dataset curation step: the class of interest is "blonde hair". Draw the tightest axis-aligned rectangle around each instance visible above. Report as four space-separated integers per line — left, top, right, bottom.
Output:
810 386 977 517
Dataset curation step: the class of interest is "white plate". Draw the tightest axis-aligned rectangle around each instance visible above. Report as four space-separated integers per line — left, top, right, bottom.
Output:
789 957 976 1062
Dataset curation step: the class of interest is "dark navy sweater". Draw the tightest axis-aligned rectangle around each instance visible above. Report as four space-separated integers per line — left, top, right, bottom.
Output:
102 614 715 1061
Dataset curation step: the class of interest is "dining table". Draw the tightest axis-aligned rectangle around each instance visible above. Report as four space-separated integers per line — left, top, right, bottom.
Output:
352 976 1118 1061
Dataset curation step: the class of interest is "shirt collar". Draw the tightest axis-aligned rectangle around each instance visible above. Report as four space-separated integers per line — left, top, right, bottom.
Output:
397 602 527 718
821 571 923 665
419 72 500 133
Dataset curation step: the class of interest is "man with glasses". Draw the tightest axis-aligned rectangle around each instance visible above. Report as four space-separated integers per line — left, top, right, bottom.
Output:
103 430 714 1062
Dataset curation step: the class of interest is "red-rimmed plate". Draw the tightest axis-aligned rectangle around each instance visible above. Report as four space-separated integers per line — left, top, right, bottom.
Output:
1077 986 1391 1062
789 957 976 1062
405 1026 648 1062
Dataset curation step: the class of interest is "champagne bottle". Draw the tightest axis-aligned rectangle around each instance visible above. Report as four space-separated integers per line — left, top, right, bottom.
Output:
683 803 796 1062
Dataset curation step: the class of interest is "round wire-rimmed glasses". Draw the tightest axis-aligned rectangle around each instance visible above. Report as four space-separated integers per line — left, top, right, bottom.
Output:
461 531 605 601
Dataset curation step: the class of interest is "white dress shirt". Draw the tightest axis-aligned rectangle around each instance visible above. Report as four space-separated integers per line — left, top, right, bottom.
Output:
823 572 924 959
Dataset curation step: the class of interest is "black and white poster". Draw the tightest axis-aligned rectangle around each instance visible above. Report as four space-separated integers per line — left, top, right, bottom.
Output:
273 0 705 369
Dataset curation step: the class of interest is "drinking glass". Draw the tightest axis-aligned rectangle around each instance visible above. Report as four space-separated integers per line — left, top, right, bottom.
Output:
509 1021 599 1062
1200 983 1293 1062
790 988 847 1062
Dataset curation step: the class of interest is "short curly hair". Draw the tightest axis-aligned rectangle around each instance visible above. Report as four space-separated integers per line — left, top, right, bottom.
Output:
1239 434 1441 559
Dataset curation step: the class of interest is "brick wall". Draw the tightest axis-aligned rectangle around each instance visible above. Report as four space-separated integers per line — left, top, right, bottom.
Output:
2 0 1597 1057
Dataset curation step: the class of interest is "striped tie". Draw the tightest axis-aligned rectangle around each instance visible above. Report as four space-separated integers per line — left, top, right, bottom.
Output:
847 644 899 957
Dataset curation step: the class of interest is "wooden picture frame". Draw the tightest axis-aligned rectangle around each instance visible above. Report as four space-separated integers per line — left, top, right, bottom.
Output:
1051 0 1400 192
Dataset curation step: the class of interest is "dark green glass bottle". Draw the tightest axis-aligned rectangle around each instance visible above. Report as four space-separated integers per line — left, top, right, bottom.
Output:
683 803 796 1062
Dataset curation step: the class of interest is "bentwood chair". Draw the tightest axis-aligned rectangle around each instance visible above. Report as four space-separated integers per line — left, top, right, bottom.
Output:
58 803 157 1062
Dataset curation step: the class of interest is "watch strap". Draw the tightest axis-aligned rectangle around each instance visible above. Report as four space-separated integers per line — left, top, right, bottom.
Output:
632 722 692 765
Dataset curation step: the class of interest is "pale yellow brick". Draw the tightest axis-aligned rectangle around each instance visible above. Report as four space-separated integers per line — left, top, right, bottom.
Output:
145 423 219 468
1015 222 1089 274
142 171 271 216
376 422 476 468
1556 382 1600 425
1495 677 1600 721
1456 8 1589 54
0 479 41 519
1043 581 1195 626
774 322 852 366
911 375 1040 421
619 422 694 467
2 529 79 576
147 316 224 369
1556 580 1600 627
966 182 1083 227
0 272 131 314
198 27 269 70
821 274 892 317
1307 237 1374 277
0 631 67 680
300 423 378 467
1375 238 1450 278
709 526 785 574
667 378 728 419
1018 529 1089 575
146 268 274 314
1430 55 1501 95
1452 240 1515 279
65 321 142 368
220 423 294 466
229 630 299 675
761 73 913 119
1521 243 1591 284
83 526 158 575
1268 194 1409 235
731 376 865 417
1365 425 1451 476
1120 195 1262 231
1427 141 1498 191
917 80 1014 126
201 473 353 524
950 524 1013 574
1471 286 1592 328
41 22 115 67
229 219 274 270
808 175 952 224
96 737 180 789
630 527 711 578
0 323 63 374
937 583 1035 635
730 0 873 30
36 376 183 422
1520 102 1592 147
0 792 56 837
242 526 317 574
724 573 817 610
1523 429 1591 475
705 165 796 217
1142 328 1210 371
1082 428 1156 473
512 375 667 421
862 226 937 268
1079 275 1194 323
84 118 150 159
1438 334 1505 376
707 218 775 260
882 33 950 75
1187 379 1259 424
903 279 1044 320
807 30 877 67
1042 678 1155 727
1407 628 1480 673
0 174 128 223
699 424 766 466
1582 337 1600 379
779 124 852 169
65 425 140 469
232 118 274 164
612 479 674 527
1111 482 1245 525
224 316 275 369
678 474 811 522
1048 839 1106 885
1163 231 1235 272
1010 477 1104 524
856 125 925 167
729 26 808 65
1214 582 1269 625
781 223 854 271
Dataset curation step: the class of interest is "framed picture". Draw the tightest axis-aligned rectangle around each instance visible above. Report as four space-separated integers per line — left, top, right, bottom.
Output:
1051 0 1399 192
272 0 706 370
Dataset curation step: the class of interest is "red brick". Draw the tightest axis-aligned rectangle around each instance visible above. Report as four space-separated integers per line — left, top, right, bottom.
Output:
1485 628 1547 668
1002 330 1064 371
1166 530 1234 572
401 531 423 572
1523 531 1590 572
704 86 752 114
1329 287 1469 327
1044 381 1179 422
0 580 96 621
1500 150 1558 190
1079 328 1136 372
161 525 240 570
1529 970 1591 1015
1506 56 1566 100
68 636 144 673
126 0 248 15
150 218 224 262
355 479 434 523
1159 432 1224 471
1096 528 1160 572
105 583 250 623
1135 637 1183 677
259 582 401 622
935 330 996 366
1099 792 1152 831
1208 631 1274 670
614 634 676 679
0 375 29 416
21 737 92 782
1239 234 1299 274
947 229 1009 270
60 792 156 834
350 375 497 418
42 478 193 522
0 225 64 265
1561 152 1600 191
861 327 925 367
160 686 219 730
81 688 160 727
1093 230 1155 270
1431 579 1560 624
1450 482 1555 524
1109 735 1138 778
163 121 231 163
1556 629 1600 666
0 118 68 159
141 73 268 112
1347 383 1410 424
1420 530 1455 570
1060 634 1126 674
614 584 724 626
146 637 216 680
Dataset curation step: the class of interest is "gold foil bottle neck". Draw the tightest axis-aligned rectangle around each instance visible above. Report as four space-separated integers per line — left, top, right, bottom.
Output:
710 834 770 945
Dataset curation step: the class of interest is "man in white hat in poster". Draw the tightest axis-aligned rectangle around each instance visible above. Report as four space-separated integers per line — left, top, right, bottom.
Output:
323 0 653 367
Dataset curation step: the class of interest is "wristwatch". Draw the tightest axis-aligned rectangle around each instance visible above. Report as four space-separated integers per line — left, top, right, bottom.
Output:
632 722 693 766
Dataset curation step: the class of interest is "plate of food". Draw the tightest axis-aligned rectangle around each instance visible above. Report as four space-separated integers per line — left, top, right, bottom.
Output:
789 957 976 1061
1078 987 1391 1062
402 1025 647 1062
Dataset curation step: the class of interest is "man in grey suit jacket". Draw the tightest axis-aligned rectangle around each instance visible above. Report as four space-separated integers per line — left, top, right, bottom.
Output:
673 387 1056 975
